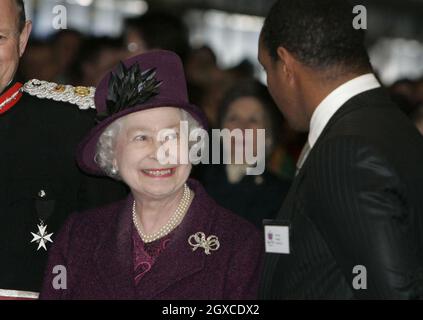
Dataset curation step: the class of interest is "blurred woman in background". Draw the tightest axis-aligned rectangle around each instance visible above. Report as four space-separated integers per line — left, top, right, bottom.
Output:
198 80 291 229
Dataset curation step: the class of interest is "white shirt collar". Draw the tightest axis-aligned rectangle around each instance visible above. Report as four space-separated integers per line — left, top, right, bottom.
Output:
308 73 381 148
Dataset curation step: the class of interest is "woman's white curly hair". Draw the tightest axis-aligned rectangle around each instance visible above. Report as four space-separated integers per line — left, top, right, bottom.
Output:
94 109 202 179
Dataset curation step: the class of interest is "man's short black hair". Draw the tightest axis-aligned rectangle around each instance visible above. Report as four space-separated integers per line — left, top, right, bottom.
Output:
15 0 26 32
261 0 371 73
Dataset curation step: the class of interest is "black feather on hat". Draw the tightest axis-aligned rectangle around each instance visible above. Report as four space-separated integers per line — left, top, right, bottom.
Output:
96 62 162 122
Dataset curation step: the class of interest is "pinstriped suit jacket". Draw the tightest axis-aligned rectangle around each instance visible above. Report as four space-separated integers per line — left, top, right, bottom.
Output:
260 87 423 299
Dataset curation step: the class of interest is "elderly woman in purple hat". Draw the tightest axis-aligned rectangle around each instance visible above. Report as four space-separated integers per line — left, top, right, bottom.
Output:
39 50 263 300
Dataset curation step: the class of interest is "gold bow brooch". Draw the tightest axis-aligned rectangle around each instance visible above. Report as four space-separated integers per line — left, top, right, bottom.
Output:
188 232 220 255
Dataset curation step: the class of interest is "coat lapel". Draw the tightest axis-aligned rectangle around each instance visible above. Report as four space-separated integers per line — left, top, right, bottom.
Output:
135 179 211 299
93 180 212 299
93 196 137 299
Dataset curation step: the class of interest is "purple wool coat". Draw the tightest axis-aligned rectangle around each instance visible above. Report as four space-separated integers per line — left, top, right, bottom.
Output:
39 179 264 300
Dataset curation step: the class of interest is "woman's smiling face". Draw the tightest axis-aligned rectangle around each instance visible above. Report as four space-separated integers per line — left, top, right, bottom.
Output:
114 107 191 200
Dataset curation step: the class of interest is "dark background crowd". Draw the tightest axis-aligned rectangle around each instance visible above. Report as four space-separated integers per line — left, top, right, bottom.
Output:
18 0 423 227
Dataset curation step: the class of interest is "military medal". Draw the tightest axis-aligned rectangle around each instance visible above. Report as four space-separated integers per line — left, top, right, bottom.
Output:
0 82 23 115
30 220 54 251
30 189 55 251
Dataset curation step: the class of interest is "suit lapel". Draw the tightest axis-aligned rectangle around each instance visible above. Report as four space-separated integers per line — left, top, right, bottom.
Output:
260 167 307 298
276 165 307 220
93 196 137 299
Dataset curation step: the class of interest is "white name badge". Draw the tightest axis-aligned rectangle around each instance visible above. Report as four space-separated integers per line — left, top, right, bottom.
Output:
264 223 290 254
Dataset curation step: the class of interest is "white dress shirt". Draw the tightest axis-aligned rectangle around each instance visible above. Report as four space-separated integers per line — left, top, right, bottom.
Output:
309 73 381 148
296 73 381 173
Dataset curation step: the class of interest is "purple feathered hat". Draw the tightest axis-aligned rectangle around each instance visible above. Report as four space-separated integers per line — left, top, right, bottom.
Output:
77 50 208 176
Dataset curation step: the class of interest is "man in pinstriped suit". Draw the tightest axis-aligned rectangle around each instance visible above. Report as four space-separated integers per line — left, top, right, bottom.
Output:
258 0 423 299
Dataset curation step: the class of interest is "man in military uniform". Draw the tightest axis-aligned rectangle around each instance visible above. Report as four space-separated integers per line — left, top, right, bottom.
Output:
0 0 127 298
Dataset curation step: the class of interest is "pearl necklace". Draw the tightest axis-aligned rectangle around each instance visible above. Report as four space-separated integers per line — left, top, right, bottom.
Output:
132 184 192 243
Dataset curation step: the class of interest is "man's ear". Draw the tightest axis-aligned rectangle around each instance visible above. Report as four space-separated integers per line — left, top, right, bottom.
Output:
276 46 297 81
19 21 32 57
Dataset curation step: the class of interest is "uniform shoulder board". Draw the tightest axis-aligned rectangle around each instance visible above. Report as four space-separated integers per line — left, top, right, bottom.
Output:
23 79 96 110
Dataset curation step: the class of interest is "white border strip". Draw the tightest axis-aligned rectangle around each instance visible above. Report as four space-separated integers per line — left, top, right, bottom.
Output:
0 289 39 299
